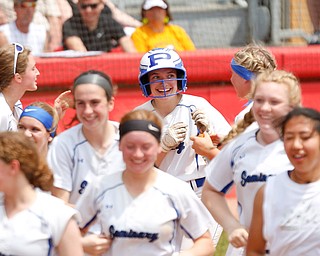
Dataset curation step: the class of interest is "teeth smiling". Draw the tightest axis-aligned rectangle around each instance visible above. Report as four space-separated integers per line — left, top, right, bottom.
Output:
158 88 170 92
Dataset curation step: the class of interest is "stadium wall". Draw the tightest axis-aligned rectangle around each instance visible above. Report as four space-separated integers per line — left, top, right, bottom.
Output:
23 45 320 130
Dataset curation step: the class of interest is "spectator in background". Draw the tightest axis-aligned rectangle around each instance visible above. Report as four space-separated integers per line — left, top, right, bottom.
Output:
62 0 137 52
58 0 141 35
307 0 320 44
0 0 48 55
131 0 195 53
0 0 62 51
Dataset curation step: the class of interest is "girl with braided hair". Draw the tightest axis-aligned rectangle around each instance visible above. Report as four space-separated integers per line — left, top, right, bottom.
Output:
202 69 302 256
191 43 277 160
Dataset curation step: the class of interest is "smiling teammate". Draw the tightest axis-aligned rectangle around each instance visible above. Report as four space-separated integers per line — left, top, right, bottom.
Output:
134 47 231 245
48 70 125 255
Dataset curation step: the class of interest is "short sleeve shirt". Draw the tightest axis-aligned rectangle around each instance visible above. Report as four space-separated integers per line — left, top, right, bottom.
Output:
62 10 125 52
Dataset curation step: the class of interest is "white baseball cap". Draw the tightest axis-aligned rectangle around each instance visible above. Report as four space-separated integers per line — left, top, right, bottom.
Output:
143 0 167 10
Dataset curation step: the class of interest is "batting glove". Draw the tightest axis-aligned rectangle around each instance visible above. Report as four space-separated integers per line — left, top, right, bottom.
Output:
192 109 209 133
161 122 188 152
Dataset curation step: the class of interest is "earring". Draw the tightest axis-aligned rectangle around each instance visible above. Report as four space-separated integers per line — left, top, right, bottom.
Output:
142 18 149 25
164 16 169 24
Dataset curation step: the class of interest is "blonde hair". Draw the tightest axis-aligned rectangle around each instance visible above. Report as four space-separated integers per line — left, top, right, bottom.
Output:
233 44 277 74
222 70 302 145
0 131 53 191
0 44 31 91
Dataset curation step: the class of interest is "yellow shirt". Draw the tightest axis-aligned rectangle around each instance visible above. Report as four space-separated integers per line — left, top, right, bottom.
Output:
131 24 196 53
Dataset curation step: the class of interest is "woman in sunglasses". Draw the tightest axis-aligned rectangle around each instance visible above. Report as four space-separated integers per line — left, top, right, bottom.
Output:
0 43 71 133
0 43 40 132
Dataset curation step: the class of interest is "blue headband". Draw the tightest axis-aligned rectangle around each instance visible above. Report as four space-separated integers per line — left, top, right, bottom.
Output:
119 120 161 142
230 58 254 80
20 106 56 137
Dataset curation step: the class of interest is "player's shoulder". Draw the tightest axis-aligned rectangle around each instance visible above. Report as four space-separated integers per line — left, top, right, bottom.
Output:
155 169 194 195
181 94 213 108
182 94 207 102
50 123 85 149
234 126 258 145
34 189 72 211
97 171 123 188
93 171 124 199
55 123 83 140
134 100 153 110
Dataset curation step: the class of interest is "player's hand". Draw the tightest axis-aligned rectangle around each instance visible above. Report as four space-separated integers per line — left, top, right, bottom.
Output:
161 122 187 152
82 234 112 255
190 132 218 160
228 227 248 248
54 90 74 120
192 109 209 133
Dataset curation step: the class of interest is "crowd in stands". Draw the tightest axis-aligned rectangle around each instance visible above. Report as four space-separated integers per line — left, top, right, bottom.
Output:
0 0 319 55
0 0 198 54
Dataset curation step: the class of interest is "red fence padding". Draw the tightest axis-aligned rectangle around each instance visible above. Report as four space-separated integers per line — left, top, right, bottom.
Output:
35 45 320 88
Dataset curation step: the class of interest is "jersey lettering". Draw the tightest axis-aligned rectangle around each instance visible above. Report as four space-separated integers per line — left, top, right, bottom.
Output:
109 225 159 242
176 142 185 154
148 52 171 68
78 180 88 194
240 170 273 187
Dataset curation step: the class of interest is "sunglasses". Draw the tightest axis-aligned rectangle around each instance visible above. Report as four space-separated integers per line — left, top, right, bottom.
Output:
12 42 24 75
80 3 99 10
16 2 37 8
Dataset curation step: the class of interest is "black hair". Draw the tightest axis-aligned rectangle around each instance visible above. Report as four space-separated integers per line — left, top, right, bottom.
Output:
278 107 320 139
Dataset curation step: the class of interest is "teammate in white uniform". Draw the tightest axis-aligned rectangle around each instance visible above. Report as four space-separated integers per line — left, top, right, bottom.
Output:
48 70 125 254
202 70 302 255
76 109 215 256
191 44 277 160
0 131 83 256
0 43 39 132
247 107 320 256
134 48 230 246
135 48 231 191
18 102 59 159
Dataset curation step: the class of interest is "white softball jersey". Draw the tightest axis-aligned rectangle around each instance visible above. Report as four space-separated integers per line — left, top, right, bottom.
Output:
0 189 78 256
47 121 125 205
135 94 231 182
205 127 293 230
263 172 320 255
0 93 23 132
76 169 214 256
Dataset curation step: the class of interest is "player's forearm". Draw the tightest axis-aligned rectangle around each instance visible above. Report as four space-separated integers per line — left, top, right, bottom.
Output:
201 182 240 233
180 231 215 256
